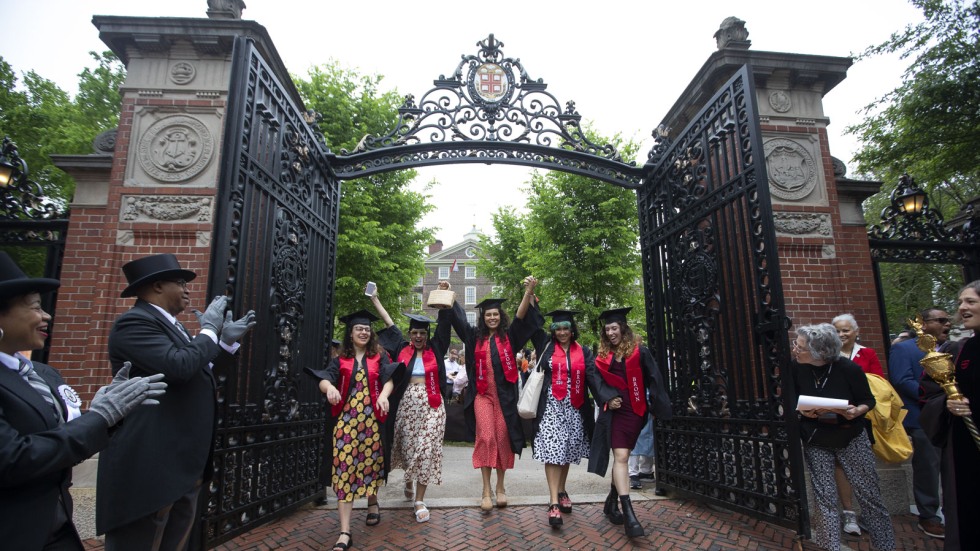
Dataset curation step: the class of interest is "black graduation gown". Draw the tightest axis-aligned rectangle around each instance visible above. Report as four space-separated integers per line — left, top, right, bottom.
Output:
378 319 453 457
306 353 405 485
920 335 980 551
442 300 539 456
587 344 672 477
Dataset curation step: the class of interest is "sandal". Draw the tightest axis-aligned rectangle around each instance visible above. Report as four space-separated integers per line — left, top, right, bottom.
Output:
557 491 572 513
332 531 353 551
548 504 563 527
414 501 430 523
496 488 507 508
365 501 381 526
404 480 414 501
480 492 493 512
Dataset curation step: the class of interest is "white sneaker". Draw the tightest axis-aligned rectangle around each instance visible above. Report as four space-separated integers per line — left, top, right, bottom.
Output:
842 510 861 536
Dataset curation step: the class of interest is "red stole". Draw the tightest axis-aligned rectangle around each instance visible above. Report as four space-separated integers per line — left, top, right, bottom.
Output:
334 355 387 422
595 347 646 416
397 345 442 408
551 341 586 409
475 334 517 395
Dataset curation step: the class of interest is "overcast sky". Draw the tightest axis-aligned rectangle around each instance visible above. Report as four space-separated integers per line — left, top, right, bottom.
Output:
1 0 923 247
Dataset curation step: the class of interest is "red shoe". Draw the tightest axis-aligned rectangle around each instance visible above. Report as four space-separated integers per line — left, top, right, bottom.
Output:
548 504 563 528
557 491 572 513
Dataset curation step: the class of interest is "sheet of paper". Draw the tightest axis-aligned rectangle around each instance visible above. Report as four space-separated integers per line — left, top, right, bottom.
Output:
796 395 849 410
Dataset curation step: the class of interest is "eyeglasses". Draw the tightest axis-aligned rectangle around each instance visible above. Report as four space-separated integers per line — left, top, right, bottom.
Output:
168 279 188 288
924 317 951 324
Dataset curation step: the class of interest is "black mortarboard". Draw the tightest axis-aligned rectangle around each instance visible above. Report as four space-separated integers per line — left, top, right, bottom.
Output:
476 298 505 311
404 313 434 329
331 339 341 346
338 309 379 326
544 309 579 324
598 307 632 324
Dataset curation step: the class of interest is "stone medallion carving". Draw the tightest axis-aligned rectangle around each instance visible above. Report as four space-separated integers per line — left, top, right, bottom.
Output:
137 115 214 183
170 62 196 85
764 138 817 201
768 90 791 113
121 195 213 222
773 212 832 237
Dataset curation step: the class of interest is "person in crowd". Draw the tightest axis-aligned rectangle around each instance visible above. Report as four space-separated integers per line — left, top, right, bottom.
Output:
370 283 453 524
306 309 404 551
96 253 255 551
793 323 895 551
588 307 671 538
888 307 951 539
0 252 166 550
830 313 884 536
891 328 915 345
444 276 539 511
447 348 468 403
921 280 980 551
526 308 614 528
628 418 655 489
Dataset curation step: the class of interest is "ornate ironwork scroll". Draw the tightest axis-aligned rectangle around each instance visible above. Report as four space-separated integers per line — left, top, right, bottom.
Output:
331 34 643 188
0 136 69 364
638 67 805 533
204 37 340 547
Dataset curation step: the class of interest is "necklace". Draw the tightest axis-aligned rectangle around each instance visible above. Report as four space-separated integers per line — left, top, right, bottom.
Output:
811 363 833 389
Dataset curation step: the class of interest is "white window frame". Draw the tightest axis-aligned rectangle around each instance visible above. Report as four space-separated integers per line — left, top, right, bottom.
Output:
438 266 450 279
465 286 476 304
413 293 423 311
465 266 476 279
466 311 478 325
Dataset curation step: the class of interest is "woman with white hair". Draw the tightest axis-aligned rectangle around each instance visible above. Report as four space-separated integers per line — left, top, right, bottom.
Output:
793 323 895 551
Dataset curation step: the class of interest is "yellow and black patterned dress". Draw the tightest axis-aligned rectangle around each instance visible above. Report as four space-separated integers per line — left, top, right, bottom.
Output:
333 361 384 501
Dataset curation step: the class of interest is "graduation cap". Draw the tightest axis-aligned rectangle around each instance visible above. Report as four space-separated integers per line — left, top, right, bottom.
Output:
338 309 379 327
404 312 435 330
544 309 579 324
331 339 341 346
598 307 632 324
476 298 506 311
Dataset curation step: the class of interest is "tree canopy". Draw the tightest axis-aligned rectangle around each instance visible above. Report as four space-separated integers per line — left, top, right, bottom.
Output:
477 130 644 346
294 62 434 329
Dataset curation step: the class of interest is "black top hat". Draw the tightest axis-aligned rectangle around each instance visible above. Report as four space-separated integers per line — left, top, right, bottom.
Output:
120 254 197 298
544 309 579 324
598 307 632 324
338 309 379 327
404 312 434 330
0 251 60 301
475 298 505 311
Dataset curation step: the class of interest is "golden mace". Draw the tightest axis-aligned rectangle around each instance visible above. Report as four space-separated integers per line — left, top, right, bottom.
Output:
911 316 980 452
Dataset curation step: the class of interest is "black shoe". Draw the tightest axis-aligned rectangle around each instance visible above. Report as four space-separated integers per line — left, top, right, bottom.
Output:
603 485 624 525
654 487 667 497
548 504 563 527
332 531 353 551
557 491 572 514
629 475 642 490
620 495 645 538
638 472 656 482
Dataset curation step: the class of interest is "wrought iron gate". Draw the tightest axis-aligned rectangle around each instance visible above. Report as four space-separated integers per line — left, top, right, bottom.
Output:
203 37 341 547
639 67 806 533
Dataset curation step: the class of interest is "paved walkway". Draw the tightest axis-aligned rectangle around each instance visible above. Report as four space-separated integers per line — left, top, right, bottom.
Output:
79 445 943 550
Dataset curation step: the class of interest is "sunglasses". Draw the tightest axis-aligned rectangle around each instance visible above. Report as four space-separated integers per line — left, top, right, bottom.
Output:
924 317 951 324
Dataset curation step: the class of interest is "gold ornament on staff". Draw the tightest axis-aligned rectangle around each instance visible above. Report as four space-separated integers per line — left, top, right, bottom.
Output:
911 315 980 452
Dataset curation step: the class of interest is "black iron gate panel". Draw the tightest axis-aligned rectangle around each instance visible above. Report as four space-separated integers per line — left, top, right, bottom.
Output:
638 66 806 534
204 37 340 547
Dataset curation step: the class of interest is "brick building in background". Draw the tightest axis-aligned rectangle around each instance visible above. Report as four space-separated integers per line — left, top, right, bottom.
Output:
416 226 496 327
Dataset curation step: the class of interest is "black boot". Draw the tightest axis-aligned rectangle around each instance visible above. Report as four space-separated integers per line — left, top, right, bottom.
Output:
603 484 624 525
620 495 645 538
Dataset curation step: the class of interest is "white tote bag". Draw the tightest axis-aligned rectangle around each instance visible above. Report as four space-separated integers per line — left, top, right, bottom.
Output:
517 344 550 419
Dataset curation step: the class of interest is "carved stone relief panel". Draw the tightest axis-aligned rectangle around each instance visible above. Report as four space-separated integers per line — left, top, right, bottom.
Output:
763 135 826 206
127 108 223 187
120 195 213 223
773 212 833 239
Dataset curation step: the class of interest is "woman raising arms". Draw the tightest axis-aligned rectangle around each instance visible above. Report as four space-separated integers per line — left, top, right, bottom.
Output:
444 276 541 511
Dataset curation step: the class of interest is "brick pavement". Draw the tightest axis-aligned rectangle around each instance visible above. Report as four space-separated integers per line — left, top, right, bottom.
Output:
83 498 944 550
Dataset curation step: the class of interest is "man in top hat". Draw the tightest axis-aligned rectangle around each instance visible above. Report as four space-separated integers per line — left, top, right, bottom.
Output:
0 251 166 550
96 253 256 551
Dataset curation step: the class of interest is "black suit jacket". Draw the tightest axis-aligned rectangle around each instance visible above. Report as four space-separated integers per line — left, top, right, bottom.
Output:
0 360 110 550
96 299 224 534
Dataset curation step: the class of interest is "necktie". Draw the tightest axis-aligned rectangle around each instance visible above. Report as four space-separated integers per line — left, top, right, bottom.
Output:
18 358 64 422
175 320 192 342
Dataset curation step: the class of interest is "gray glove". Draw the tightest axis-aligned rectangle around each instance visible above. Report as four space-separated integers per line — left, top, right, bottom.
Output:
220 310 257 345
192 295 228 335
90 362 168 427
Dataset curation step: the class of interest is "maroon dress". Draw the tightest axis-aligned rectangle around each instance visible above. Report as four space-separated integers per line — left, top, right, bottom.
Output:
609 358 646 449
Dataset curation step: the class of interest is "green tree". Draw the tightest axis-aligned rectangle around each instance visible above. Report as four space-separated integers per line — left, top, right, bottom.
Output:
478 131 644 346
294 62 434 326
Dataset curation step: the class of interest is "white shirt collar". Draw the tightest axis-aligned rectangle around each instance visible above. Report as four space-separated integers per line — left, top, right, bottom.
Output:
147 302 178 325
0 351 31 372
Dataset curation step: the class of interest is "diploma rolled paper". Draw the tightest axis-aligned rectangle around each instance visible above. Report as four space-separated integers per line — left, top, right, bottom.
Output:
796 395 849 410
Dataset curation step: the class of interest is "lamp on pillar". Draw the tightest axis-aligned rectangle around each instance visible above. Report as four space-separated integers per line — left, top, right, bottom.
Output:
0 136 27 188
892 173 927 215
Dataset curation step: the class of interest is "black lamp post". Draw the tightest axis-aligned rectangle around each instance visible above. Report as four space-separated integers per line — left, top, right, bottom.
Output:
892 173 927 215
0 136 27 188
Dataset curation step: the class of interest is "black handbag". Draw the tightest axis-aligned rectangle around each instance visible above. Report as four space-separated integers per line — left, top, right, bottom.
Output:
800 414 856 450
